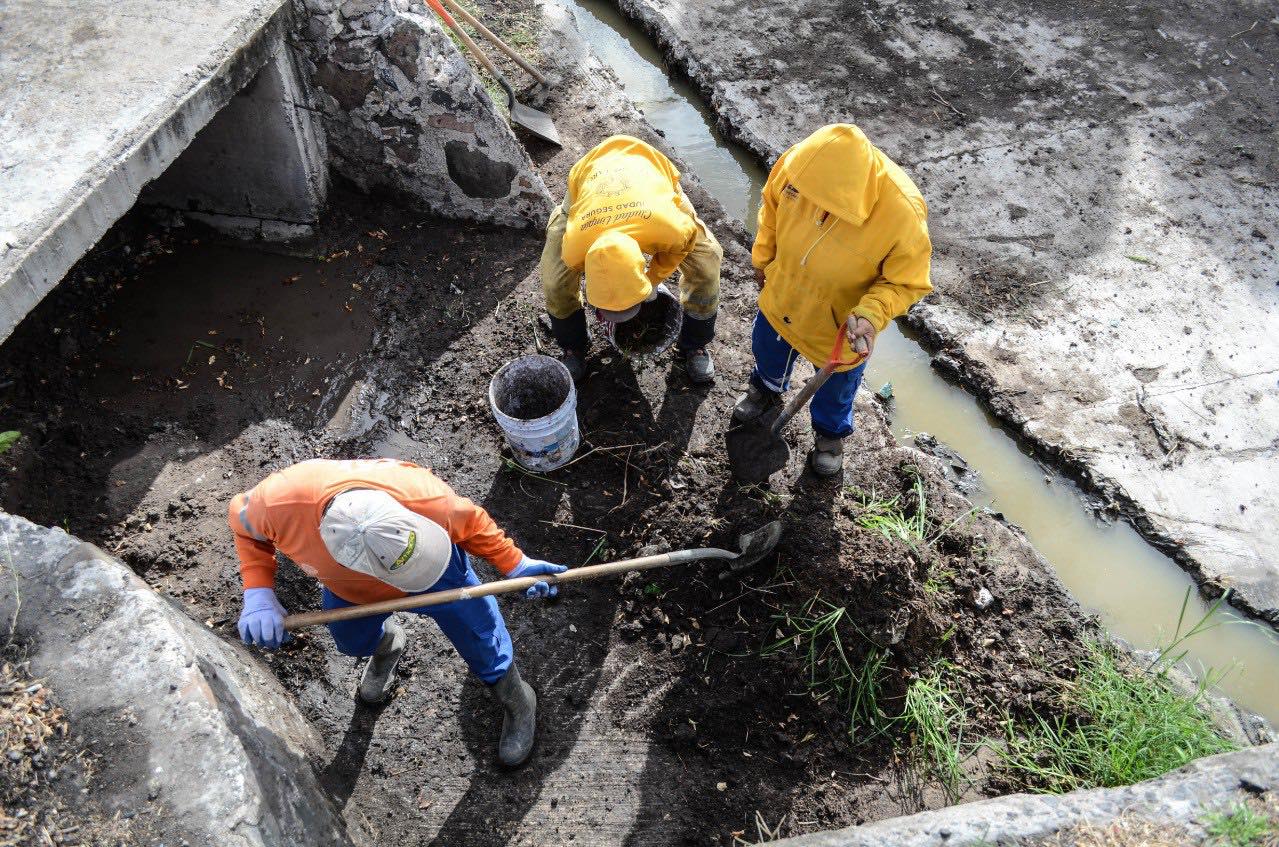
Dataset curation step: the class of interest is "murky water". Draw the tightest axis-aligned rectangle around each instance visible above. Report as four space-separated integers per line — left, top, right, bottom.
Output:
561 0 1279 723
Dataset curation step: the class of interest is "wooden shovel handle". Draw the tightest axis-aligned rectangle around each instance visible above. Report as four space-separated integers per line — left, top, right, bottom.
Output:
283 547 735 630
438 0 548 85
424 0 503 81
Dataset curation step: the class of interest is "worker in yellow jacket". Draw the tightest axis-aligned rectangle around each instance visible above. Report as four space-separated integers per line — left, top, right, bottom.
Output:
733 124 933 476
539 135 723 383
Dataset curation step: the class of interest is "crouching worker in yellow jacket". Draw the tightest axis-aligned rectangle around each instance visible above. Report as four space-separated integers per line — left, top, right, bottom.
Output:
539 135 724 384
733 124 933 477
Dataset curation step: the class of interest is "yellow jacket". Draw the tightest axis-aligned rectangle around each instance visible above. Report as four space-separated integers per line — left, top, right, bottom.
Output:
752 124 932 369
561 136 700 309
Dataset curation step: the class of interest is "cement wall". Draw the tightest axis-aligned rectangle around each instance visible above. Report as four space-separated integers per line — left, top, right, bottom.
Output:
780 744 1279 847
0 0 298 345
0 511 358 847
291 0 553 227
141 41 329 240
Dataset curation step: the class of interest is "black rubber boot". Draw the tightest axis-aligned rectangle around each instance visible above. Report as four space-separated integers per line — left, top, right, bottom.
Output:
357 620 406 705
491 664 537 768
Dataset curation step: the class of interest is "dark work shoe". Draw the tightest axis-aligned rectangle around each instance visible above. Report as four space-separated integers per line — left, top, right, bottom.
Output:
680 348 715 384
358 620 406 705
732 383 781 423
808 435 845 477
560 349 586 383
491 664 537 767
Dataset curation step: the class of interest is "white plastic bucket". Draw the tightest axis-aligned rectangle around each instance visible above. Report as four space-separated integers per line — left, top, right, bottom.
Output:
488 354 580 472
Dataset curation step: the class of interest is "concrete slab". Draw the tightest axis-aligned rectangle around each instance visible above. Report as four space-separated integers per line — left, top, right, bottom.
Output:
0 0 296 343
613 0 1279 625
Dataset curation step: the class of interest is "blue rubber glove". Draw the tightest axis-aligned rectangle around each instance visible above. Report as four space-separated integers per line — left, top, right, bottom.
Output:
507 556 568 599
238 587 289 649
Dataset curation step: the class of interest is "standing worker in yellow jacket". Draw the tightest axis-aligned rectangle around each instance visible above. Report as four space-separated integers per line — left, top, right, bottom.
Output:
733 124 933 476
540 135 724 383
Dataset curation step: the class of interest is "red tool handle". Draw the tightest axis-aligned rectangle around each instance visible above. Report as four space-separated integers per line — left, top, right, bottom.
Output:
769 318 867 437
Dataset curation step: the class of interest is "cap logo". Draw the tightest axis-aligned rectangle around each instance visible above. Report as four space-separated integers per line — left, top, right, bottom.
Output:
389 531 417 572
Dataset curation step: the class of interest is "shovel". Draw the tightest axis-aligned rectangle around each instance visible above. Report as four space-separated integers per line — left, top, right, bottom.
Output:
282 521 783 630
769 320 868 438
425 0 562 147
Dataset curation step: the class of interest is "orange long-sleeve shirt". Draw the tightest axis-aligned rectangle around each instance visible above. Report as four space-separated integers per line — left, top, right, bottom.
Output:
228 459 524 605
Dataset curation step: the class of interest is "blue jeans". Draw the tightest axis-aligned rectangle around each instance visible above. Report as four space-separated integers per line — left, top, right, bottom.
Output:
749 311 866 439
322 545 513 685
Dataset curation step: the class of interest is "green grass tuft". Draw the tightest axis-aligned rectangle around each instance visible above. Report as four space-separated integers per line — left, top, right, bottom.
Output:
855 475 928 545
1203 802 1278 847
765 595 891 742
1000 641 1236 793
901 664 970 799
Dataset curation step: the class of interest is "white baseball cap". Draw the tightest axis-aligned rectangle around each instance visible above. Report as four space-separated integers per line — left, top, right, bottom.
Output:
320 489 452 592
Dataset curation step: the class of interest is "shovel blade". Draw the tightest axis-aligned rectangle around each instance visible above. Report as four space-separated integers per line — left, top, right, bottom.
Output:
728 521 784 573
511 101 562 146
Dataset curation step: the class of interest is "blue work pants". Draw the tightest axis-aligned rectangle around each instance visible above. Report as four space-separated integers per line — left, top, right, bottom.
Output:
322 545 513 685
748 310 866 439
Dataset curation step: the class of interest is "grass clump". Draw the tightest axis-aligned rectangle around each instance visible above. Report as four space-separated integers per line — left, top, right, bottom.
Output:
1000 641 1235 792
765 595 891 742
855 475 928 545
1203 802 1279 847
901 664 970 799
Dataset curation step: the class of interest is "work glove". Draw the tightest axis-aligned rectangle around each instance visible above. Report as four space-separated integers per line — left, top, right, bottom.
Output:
506 556 568 599
238 587 289 650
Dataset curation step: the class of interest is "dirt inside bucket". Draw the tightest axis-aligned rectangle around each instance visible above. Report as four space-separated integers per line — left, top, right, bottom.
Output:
493 359 569 420
613 291 682 357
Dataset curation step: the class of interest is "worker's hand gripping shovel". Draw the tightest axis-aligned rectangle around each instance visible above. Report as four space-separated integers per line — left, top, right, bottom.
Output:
769 319 868 438
282 522 784 630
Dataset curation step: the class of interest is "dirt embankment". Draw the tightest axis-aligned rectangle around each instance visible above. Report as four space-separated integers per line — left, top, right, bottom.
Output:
610 0 1279 626
0 3 1242 845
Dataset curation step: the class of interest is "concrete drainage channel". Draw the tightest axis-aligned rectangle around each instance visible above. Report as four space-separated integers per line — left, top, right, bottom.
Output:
559 0 1279 725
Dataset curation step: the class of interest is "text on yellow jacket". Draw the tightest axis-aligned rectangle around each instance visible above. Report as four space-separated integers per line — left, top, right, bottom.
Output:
542 135 721 318
752 124 932 370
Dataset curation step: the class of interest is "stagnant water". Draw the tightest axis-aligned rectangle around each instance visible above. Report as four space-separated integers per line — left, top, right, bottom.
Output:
562 0 1279 723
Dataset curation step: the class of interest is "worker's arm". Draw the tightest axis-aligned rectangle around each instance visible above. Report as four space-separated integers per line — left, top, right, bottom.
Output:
229 492 278 590
851 229 933 333
750 154 786 277
228 493 288 649
447 496 526 575
646 201 697 285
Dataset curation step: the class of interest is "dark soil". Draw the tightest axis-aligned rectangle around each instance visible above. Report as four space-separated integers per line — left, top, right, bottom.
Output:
491 358 570 421
613 292 682 357
0 6 1099 847
0 654 162 846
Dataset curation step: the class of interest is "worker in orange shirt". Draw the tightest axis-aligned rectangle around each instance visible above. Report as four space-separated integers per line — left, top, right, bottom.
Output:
228 458 565 768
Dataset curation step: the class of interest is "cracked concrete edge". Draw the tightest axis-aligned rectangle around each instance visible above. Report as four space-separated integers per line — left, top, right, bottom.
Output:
0 511 357 847
603 0 1279 631
0 0 296 346
904 305 1279 628
775 743 1279 847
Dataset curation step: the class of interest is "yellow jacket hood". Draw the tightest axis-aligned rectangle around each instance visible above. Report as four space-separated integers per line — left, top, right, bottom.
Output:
784 124 884 227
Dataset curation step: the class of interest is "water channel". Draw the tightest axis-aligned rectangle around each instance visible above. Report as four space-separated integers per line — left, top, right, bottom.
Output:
560 0 1279 723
